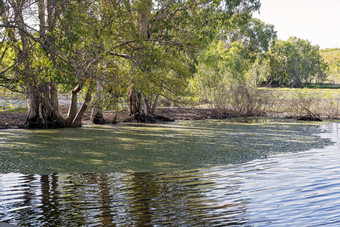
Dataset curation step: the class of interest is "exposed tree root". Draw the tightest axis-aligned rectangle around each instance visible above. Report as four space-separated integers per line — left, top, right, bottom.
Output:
296 116 322 121
122 114 173 123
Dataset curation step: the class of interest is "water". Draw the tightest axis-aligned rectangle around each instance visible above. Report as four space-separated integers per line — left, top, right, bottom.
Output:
0 120 339 226
0 119 331 174
0 92 78 111
0 94 26 111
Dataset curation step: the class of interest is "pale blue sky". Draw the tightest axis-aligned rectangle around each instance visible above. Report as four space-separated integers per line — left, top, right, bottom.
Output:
254 0 340 49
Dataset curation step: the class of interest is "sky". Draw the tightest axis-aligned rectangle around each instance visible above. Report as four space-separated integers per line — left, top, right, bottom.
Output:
254 0 340 49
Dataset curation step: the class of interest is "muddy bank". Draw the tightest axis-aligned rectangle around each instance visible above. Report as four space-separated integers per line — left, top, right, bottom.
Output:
0 108 221 129
2 106 334 129
0 112 26 129
81 108 222 125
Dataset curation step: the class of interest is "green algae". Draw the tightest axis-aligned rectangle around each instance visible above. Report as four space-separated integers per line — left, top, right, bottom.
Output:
0 118 333 174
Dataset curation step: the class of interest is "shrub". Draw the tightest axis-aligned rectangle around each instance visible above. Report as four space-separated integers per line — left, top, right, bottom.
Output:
212 83 275 117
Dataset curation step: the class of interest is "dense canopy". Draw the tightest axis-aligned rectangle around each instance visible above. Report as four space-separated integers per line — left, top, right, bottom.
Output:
0 0 333 128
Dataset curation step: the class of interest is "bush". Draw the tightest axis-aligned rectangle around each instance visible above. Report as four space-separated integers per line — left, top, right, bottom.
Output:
212 83 275 117
282 91 340 120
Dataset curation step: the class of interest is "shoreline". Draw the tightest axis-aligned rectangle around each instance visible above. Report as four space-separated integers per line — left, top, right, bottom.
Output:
0 108 222 129
1 107 339 130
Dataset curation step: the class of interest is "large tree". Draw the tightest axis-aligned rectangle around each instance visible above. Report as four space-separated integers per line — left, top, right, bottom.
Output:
104 0 261 121
1 0 261 127
191 17 276 105
264 37 328 87
0 0 107 128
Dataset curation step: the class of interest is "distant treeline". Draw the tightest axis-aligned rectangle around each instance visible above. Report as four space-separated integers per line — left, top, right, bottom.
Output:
320 48 340 84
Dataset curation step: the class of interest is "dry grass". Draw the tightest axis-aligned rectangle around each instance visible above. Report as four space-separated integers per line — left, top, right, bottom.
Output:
262 88 340 120
207 86 340 120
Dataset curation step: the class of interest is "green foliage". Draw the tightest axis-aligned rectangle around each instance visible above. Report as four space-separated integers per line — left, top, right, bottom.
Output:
0 42 20 90
100 0 261 107
191 40 252 106
0 0 262 120
320 48 340 84
262 37 328 87
188 16 277 111
224 18 277 58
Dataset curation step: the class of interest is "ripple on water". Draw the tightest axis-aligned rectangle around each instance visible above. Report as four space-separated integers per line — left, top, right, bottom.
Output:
0 122 340 226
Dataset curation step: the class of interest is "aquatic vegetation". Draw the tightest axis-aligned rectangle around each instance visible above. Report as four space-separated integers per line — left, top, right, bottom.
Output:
0 118 332 174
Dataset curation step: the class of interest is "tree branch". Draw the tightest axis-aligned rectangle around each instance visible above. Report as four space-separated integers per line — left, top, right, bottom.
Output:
107 51 145 71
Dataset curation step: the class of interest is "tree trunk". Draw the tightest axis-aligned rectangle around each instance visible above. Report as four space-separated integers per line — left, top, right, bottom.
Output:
91 80 106 124
71 89 92 127
146 94 159 115
25 83 66 129
66 84 81 126
25 82 93 129
127 87 149 121
91 105 105 124
25 0 68 129
124 0 152 122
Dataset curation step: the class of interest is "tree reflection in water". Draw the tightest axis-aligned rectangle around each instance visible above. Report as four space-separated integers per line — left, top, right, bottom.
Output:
1 122 339 226
0 169 248 226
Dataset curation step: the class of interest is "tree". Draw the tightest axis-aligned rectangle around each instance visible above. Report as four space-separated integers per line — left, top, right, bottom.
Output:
0 0 107 128
192 40 251 106
191 17 276 105
320 48 340 84
1 0 262 127
224 17 277 58
264 37 328 87
105 0 261 121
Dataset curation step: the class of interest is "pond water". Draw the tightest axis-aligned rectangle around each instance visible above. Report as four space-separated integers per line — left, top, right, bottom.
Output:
0 94 26 111
0 119 339 226
0 93 77 111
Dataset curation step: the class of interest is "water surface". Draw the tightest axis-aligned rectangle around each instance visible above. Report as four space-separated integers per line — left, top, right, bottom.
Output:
0 119 339 226
0 118 331 174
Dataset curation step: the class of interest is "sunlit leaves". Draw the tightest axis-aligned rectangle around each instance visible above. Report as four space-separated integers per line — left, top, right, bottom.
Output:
320 48 340 84
191 40 251 105
1 0 263 114
263 37 328 87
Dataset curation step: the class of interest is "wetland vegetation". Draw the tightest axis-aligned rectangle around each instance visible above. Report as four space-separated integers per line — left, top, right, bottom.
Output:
0 120 339 226
1 0 340 225
1 0 339 128
0 118 332 174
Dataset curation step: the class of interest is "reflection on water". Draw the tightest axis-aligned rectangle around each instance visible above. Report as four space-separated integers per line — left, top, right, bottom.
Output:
0 171 249 226
0 122 339 226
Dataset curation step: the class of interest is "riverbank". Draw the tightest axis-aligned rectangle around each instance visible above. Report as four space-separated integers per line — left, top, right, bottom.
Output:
0 112 26 129
2 86 340 129
0 108 223 129
2 106 340 129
